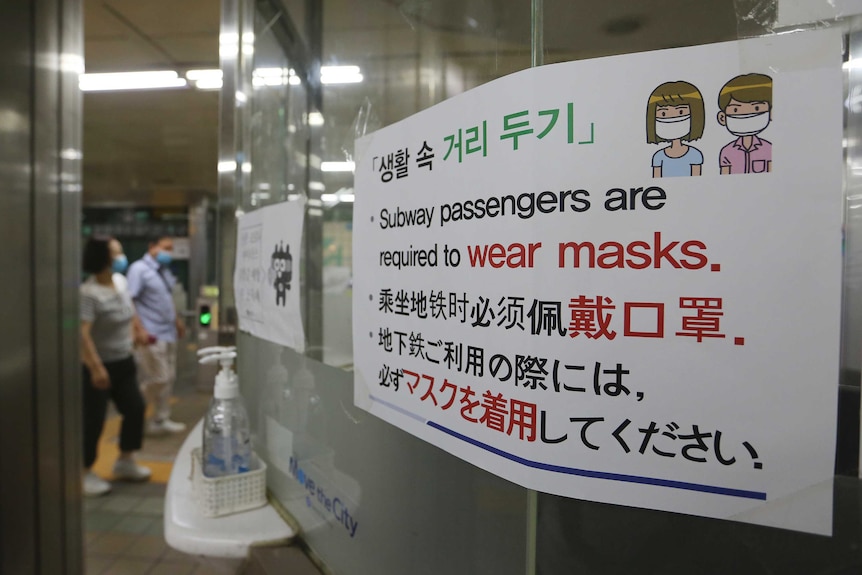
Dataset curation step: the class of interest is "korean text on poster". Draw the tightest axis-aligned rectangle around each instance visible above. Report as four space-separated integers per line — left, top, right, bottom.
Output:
352 30 843 535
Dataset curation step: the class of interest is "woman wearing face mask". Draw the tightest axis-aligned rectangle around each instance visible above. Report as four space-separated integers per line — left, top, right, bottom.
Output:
716 73 773 175
80 236 152 497
646 81 706 177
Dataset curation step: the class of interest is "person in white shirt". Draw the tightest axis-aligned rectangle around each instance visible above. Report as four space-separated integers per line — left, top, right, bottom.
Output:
80 236 152 496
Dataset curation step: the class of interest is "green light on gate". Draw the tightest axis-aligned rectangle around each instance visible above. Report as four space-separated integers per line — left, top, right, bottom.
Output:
198 305 213 327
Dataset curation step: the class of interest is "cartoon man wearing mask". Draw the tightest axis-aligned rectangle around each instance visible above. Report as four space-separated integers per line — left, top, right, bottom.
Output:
716 73 773 174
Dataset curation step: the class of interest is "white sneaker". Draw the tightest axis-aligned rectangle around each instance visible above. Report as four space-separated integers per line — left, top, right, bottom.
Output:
83 471 111 497
146 418 187 436
112 458 152 482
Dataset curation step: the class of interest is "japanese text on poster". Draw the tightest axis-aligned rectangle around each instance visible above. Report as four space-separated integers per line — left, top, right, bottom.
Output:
353 31 843 535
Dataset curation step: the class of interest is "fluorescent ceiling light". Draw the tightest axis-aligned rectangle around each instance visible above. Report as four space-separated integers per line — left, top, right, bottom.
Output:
254 67 287 77
187 69 222 89
195 78 223 90
186 69 222 81
219 33 239 45
217 161 236 173
322 191 355 203
218 32 239 58
321 65 363 84
80 71 187 92
60 54 85 74
309 181 326 192
220 44 239 58
252 68 300 87
307 112 324 126
321 161 355 172
322 65 360 75
253 76 287 87
220 32 253 58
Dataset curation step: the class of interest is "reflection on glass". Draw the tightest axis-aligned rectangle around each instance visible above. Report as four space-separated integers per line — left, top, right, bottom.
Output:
318 0 532 368
244 12 309 211
227 3 534 573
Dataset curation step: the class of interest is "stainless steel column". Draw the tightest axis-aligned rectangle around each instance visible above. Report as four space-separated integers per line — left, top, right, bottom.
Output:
0 0 83 572
188 199 210 309
216 0 240 337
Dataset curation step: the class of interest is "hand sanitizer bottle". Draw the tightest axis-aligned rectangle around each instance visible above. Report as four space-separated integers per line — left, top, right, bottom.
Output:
199 350 252 477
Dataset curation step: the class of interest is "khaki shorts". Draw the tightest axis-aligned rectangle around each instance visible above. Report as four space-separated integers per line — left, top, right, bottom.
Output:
135 340 177 386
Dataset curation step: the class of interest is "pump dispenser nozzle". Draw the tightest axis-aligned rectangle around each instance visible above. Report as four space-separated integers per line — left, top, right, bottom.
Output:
199 348 252 477
199 351 239 399
197 346 236 357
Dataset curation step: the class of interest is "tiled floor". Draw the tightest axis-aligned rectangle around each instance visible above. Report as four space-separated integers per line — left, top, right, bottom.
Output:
84 475 245 575
84 375 245 575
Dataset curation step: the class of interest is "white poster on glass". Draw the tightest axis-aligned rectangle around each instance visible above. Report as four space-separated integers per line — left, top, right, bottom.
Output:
235 199 306 352
352 30 843 535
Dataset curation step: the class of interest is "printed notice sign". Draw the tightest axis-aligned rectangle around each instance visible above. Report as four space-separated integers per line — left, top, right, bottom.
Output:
235 199 306 351
352 30 844 535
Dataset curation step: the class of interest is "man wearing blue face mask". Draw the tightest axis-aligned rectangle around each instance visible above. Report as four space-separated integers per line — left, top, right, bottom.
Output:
127 236 188 435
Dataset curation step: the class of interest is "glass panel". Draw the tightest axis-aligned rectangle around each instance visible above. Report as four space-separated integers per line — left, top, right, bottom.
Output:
223 1 862 572
222 1 534 573
244 11 309 211
534 1 862 573
541 0 740 64
537 480 862 574
319 0 532 368
242 334 528 575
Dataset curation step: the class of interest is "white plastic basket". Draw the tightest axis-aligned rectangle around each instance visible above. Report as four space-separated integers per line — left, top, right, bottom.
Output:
190 447 267 517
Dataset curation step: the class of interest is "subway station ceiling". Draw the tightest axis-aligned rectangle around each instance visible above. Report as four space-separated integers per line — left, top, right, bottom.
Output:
82 0 740 205
83 0 220 204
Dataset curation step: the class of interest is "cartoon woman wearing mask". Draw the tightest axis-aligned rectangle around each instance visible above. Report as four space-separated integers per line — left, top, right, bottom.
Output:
716 73 772 174
646 81 705 177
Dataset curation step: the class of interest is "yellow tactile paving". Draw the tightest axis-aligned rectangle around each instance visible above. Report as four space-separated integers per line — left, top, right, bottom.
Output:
91 402 179 485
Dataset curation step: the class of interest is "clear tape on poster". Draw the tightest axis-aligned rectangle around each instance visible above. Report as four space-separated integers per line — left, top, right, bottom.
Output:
733 0 846 79
774 0 862 28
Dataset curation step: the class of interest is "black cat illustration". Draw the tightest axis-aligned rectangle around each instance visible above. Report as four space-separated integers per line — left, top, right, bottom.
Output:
271 241 292 306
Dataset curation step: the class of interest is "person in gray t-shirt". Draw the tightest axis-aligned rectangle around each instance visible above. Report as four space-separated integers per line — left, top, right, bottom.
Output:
80 236 152 496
